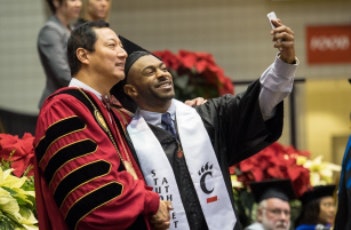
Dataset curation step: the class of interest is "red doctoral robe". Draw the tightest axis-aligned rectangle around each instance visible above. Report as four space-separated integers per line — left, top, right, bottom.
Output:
34 87 159 230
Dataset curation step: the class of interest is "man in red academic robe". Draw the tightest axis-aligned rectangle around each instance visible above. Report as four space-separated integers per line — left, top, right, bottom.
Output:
34 20 171 230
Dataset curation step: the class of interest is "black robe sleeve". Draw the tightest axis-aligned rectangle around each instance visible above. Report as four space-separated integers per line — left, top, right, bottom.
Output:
195 79 283 166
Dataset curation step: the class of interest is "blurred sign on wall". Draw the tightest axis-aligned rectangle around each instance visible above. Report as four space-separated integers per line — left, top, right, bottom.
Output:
306 25 351 64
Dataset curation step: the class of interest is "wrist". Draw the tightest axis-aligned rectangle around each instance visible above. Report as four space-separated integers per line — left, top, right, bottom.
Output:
279 55 297 64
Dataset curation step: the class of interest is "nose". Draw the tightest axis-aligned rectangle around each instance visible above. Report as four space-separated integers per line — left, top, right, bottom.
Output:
102 0 109 7
117 46 128 59
155 68 169 80
279 212 290 220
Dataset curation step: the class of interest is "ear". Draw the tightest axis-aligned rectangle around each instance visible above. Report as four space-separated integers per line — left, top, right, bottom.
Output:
256 207 264 222
76 48 89 65
124 84 138 97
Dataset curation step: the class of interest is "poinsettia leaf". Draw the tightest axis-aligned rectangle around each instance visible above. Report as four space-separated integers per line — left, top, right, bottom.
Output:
153 49 234 101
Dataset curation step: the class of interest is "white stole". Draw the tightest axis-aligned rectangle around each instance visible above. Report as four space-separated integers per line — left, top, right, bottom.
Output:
127 99 236 230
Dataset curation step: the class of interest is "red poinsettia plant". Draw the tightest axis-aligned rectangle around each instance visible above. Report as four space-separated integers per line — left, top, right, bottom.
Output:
232 142 311 197
0 132 35 177
229 142 312 226
153 50 234 100
0 132 38 228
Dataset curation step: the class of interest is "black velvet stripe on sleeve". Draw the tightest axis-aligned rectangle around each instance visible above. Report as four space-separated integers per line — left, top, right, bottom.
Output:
44 139 97 185
54 160 111 207
36 116 86 162
65 182 123 230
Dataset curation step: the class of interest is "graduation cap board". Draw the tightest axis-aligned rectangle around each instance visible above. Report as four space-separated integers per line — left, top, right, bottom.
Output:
119 35 148 57
249 178 296 203
300 184 336 205
118 35 152 75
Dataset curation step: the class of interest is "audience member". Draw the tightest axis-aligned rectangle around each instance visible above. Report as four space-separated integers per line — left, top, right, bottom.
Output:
34 20 171 230
75 0 149 83
295 185 336 230
37 0 82 108
245 179 296 230
112 18 298 229
77 0 110 24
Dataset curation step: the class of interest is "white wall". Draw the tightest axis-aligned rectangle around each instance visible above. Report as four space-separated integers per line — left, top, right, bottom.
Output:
110 0 351 81
0 0 46 114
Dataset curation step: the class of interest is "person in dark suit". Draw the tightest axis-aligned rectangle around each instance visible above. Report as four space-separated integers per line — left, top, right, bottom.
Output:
37 0 82 108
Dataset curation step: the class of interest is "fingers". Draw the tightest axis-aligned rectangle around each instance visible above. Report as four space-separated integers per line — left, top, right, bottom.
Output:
271 26 294 42
184 97 208 107
270 19 296 64
150 217 170 230
150 200 173 230
151 221 171 230
166 200 173 210
270 20 294 41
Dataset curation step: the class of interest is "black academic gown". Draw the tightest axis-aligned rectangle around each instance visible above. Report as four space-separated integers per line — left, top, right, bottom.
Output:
144 80 283 230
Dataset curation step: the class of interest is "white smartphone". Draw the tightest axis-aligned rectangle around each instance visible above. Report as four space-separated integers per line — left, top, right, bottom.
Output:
267 11 278 29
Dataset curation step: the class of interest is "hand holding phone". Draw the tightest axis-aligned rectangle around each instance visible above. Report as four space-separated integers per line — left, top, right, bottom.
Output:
267 11 278 29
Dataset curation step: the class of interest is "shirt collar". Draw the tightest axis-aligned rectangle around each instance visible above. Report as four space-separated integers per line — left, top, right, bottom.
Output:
69 78 102 100
139 100 176 128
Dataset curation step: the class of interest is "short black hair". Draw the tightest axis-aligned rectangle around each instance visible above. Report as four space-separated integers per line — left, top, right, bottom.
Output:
46 0 64 14
67 20 110 76
295 199 321 226
295 185 336 226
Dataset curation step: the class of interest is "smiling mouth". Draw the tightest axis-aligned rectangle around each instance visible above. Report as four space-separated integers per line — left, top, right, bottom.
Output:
157 81 173 89
115 63 125 69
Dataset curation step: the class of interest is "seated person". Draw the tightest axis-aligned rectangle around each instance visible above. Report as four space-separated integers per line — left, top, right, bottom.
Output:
295 185 336 230
245 178 296 230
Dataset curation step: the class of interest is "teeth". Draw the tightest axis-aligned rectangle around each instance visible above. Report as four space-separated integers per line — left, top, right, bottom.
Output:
159 82 170 88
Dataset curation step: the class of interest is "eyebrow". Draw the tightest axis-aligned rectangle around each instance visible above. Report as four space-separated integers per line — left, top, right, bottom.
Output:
142 61 165 71
104 37 121 44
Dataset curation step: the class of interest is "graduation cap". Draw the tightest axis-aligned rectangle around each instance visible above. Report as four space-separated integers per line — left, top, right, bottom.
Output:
111 36 154 112
118 35 154 76
299 184 336 206
119 35 148 56
249 178 296 203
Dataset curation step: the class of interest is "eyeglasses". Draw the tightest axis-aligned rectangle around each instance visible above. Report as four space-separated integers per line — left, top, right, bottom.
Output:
263 208 291 216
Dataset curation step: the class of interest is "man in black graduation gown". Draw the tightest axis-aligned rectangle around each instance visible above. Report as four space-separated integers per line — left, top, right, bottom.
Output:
112 19 298 230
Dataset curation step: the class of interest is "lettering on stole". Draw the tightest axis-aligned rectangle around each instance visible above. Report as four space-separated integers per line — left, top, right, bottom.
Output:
151 170 179 228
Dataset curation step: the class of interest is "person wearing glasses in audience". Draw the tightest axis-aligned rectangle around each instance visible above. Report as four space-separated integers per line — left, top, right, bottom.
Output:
76 0 110 24
245 179 296 230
